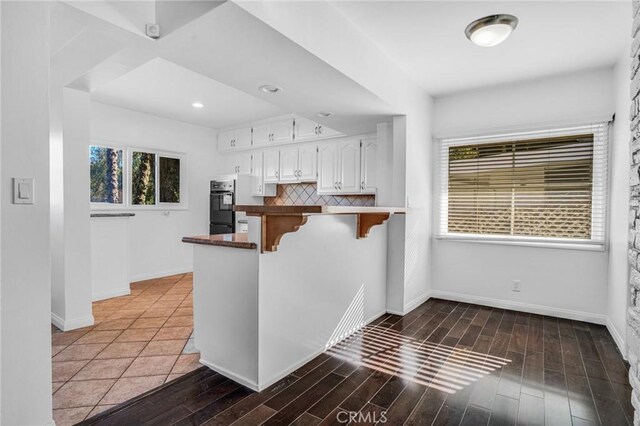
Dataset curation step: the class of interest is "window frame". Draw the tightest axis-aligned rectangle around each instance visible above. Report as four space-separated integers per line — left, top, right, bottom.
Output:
127 147 188 211
89 142 188 211
436 123 610 251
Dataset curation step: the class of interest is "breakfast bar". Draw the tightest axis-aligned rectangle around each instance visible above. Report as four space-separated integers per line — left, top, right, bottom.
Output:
182 206 405 390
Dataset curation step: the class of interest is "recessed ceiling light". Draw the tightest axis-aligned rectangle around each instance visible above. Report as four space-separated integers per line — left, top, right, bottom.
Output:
259 85 282 94
317 111 333 118
192 102 204 108
465 14 518 47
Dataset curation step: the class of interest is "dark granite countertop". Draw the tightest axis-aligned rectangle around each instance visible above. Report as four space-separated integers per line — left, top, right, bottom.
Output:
182 234 257 250
90 213 136 218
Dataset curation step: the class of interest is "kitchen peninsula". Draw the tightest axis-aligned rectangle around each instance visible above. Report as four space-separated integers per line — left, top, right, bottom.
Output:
182 205 405 391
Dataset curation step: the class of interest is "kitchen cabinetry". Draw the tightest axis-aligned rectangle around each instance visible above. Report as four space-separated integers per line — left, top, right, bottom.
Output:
317 137 376 195
278 146 317 183
218 128 252 152
264 150 280 183
222 153 251 175
252 119 294 147
251 152 264 196
360 137 377 193
294 117 341 142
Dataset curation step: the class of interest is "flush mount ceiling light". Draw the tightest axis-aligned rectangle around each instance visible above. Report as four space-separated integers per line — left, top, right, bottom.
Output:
465 14 518 47
259 85 282 94
317 111 333 118
192 102 204 108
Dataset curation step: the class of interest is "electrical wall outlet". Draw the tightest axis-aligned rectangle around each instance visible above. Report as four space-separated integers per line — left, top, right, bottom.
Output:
512 280 521 292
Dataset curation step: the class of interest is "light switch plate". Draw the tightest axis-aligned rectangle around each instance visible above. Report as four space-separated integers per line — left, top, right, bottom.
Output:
13 178 34 204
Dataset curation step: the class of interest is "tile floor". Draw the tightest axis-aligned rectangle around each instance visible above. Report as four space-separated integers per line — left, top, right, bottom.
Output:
51 273 202 426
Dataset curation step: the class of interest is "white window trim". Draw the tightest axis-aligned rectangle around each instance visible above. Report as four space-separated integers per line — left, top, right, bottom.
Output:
436 123 610 251
90 142 188 211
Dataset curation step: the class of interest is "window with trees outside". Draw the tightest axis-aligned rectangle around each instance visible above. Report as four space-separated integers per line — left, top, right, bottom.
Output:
90 146 123 204
437 123 609 249
90 145 185 209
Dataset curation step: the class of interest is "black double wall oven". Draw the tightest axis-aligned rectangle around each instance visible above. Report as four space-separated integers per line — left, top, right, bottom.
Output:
209 180 235 235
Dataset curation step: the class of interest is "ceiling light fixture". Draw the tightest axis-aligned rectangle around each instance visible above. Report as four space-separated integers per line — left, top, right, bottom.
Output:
465 14 518 47
259 85 282 94
192 102 204 108
317 111 333 118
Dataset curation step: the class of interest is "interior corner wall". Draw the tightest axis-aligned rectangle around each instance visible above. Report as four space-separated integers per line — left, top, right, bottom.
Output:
403 93 434 311
51 87 93 331
1 2 53 424
431 68 615 323
90 102 217 282
609 46 632 354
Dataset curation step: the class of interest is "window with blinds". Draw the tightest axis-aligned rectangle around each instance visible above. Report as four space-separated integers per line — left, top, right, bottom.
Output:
438 123 609 247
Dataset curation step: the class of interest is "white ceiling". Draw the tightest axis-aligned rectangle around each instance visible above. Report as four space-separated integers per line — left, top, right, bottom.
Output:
90 57 288 129
332 1 630 96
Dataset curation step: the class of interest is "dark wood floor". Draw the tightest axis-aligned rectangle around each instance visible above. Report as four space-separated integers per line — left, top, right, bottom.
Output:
78 299 633 425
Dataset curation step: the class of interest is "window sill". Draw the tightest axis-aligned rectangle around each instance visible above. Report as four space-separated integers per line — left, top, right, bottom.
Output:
435 234 605 252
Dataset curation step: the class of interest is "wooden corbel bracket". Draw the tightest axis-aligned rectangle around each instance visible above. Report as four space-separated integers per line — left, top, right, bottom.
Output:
249 213 308 253
356 213 391 239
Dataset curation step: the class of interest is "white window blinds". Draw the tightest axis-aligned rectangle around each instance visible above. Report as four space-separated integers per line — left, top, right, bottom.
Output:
438 123 609 247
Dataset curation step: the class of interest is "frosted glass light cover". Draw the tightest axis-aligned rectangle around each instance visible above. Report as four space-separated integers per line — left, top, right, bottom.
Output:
470 23 513 47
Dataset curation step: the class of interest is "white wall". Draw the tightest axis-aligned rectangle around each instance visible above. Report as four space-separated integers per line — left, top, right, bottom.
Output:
1 2 53 424
609 47 632 354
432 68 616 323
51 87 94 331
90 102 217 282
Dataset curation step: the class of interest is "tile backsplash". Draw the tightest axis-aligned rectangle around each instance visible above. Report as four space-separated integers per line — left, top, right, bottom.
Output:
264 183 375 207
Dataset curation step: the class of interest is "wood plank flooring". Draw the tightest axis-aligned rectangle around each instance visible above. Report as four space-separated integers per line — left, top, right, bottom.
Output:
78 299 632 425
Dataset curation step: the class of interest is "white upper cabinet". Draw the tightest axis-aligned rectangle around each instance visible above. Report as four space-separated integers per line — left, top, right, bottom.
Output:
252 124 271 147
360 137 377 193
223 153 251 175
317 143 338 194
279 147 299 182
316 124 341 139
263 149 280 183
298 145 317 182
253 120 294 146
218 130 235 152
218 128 251 151
294 118 320 141
337 139 361 193
294 117 342 142
270 119 294 144
235 128 252 150
251 152 264 196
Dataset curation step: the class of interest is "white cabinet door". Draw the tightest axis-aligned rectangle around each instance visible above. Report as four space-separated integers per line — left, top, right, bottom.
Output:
294 117 319 141
360 138 377 193
218 130 235 152
317 144 337 194
234 127 252 150
270 119 294 144
263 149 280 183
298 145 317 182
337 139 361 193
235 153 252 175
252 124 271 147
279 147 299 182
316 124 341 140
251 152 264 195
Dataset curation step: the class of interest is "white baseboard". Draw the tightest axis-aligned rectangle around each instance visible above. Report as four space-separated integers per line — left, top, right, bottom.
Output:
92 288 131 302
51 312 94 332
430 290 607 325
386 291 432 316
199 357 260 391
129 267 192 283
606 318 627 360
